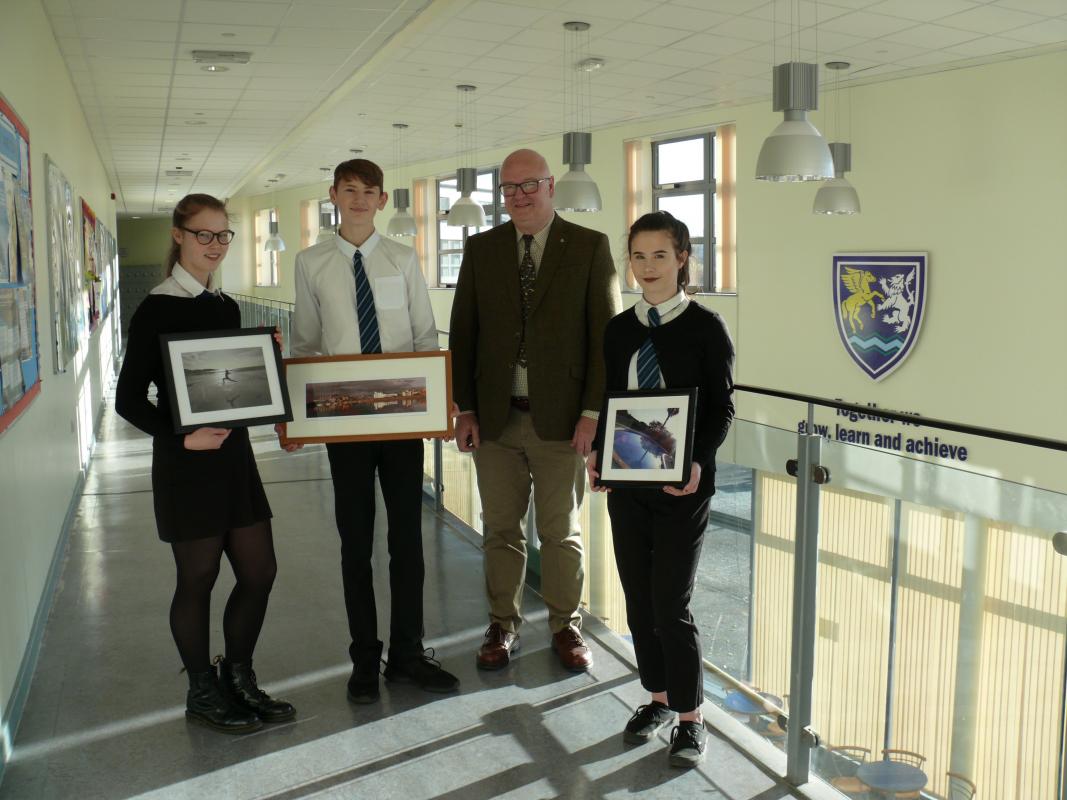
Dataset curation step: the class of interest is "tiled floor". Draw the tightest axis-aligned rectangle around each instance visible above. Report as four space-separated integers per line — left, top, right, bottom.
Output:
0 401 808 799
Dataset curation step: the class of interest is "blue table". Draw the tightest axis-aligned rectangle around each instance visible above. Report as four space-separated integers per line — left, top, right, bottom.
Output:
722 691 781 716
856 760 927 796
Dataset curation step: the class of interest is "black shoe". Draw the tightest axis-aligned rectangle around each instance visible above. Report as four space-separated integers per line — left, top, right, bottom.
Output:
669 721 708 768
186 666 263 734
218 657 296 723
384 648 459 693
623 701 674 744
348 642 384 705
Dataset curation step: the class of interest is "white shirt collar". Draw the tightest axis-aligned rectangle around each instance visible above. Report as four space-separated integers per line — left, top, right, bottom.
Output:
173 263 219 296
635 290 688 326
335 229 381 261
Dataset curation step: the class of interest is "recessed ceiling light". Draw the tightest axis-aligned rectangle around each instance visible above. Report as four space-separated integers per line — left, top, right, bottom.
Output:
577 57 604 72
202 65 229 72
221 32 236 38
349 148 363 154
357 113 368 118
185 120 207 126
132 215 141 219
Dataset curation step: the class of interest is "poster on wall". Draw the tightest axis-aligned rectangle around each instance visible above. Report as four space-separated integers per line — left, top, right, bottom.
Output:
98 225 114 321
0 92 42 434
45 155 83 372
81 198 101 332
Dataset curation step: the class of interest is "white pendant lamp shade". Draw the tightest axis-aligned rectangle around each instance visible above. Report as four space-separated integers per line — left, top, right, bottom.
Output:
447 167 486 228
756 63 833 182
812 177 860 215
813 142 860 215
554 131 602 212
387 188 418 237
264 219 286 252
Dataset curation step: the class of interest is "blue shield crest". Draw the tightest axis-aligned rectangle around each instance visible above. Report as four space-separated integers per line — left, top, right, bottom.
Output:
833 253 927 381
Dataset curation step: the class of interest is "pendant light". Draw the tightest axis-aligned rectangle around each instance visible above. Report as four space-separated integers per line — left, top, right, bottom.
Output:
755 1 833 182
447 84 486 228
263 177 285 252
387 122 418 238
554 21 602 212
813 62 860 215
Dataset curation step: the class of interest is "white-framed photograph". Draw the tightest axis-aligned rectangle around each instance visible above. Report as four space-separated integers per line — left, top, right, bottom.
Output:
160 327 292 433
281 351 453 445
596 388 698 488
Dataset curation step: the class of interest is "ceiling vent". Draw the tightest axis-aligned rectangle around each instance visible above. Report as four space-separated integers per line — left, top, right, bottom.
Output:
164 170 187 177
191 50 252 64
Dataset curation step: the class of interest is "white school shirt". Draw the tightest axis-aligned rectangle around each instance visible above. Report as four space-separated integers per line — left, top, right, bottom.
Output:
150 263 221 297
291 230 438 356
627 291 690 389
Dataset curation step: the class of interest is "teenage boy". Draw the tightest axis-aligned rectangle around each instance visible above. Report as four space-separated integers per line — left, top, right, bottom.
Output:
288 159 458 702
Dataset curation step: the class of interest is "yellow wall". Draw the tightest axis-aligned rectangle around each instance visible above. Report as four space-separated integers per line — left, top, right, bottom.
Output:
0 0 119 751
230 49 1067 492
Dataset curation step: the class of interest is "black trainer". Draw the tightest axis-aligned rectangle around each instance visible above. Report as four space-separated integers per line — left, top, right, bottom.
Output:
669 721 708 768
218 658 296 723
383 648 459 693
623 701 674 744
348 643 384 705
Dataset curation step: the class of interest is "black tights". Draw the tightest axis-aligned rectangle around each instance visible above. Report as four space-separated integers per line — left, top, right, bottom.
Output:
169 521 277 672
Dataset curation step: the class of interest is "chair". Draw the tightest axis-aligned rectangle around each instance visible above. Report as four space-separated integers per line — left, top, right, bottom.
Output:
946 772 976 800
882 749 927 799
825 745 872 798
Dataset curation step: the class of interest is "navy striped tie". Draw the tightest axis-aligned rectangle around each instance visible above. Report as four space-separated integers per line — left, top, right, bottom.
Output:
353 250 381 354
636 307 661 389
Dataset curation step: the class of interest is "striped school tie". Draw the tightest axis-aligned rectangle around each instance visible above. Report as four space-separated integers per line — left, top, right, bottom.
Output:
636 307 661 389
352 250 381 354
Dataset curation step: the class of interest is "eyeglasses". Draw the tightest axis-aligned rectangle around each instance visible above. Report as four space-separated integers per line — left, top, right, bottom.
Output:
181 227 235 245
499 177 551 198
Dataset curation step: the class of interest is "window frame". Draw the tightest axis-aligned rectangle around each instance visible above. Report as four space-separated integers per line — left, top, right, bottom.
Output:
651 132 717 293
435 167 503 288
255 207 280 288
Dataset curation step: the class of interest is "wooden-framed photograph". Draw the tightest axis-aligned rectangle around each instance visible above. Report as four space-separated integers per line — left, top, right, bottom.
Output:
595 388 698 488
280 350 453 445
159 327 292 434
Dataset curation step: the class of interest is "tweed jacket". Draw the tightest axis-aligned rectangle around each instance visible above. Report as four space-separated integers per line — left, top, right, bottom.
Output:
449 215 621 442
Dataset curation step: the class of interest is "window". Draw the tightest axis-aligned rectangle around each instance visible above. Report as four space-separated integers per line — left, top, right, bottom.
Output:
652 133 717 292
300 198 335 250
254 208 280 287
436 168 506 287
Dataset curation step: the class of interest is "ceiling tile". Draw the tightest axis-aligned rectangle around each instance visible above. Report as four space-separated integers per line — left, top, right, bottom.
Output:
181 23 277 45
937 4 1046 33
819 10 919 37
72 0 179 21
183 0 291 25
603 21 690 45
866 0 980 23
73 18 180 40
1002 17 1067 43
992 0 1067 15
674 31 764 55
944 33 1036 55
632 6 735 31
883 22 980 47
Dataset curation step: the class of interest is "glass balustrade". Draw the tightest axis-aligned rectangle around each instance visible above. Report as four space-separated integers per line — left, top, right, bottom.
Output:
419 386 1067 799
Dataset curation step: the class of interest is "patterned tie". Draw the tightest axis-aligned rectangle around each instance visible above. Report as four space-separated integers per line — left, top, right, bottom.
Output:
636 307 662 389
516 234 536 368
352 250 381 354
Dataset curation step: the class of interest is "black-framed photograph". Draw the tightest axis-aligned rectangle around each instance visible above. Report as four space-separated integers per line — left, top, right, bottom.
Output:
281 350 453 445
596 388 698 488
160 327 292 434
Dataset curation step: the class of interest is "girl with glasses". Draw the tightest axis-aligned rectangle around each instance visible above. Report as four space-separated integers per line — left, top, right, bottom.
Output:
116 193 294 734
587 211 734 767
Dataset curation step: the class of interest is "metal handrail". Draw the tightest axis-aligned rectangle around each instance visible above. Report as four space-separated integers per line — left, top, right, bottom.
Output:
736 383 1067 453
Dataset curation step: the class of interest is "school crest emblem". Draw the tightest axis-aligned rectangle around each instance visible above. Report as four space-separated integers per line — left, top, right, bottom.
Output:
833 253 927 380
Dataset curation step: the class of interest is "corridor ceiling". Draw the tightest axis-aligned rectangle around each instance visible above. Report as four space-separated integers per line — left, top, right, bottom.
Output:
41 0 1067 215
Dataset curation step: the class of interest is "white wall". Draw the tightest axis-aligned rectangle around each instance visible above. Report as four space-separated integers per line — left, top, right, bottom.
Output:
0 0 120 757
231 50 1067 492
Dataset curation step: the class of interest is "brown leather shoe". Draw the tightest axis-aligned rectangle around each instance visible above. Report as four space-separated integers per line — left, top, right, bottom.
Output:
552 627 593 672
477 623 520 670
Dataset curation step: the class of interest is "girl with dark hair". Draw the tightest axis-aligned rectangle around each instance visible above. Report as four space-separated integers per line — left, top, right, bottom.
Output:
588 210 734 767
116 194 294 734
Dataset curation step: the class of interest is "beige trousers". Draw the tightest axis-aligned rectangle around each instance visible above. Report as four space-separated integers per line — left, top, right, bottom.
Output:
473 408 586 634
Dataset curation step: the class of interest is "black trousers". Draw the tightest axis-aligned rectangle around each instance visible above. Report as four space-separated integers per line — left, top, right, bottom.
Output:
607 484 712 713
326 439 425 663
